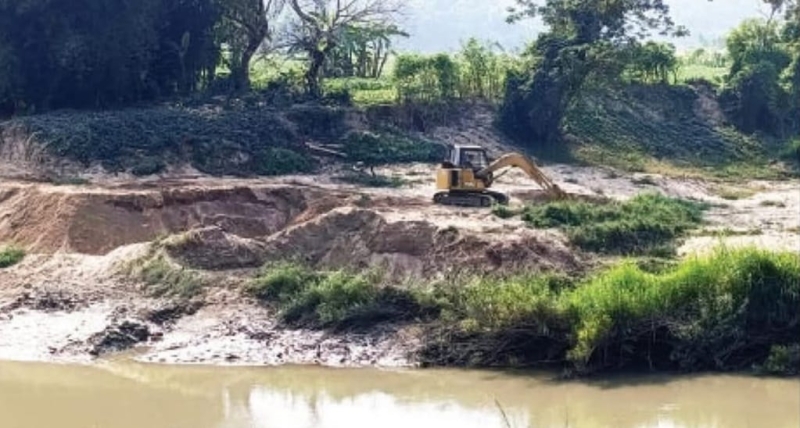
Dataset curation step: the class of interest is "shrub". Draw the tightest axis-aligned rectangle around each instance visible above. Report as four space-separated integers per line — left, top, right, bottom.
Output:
342 130 445 167
522 193 707 255
248 262 435 330
564 248 800 372
0 245 25 268
759 344 800 375
337 172 406 188
255 148 313 176
137 255 205 299
491 204 518 219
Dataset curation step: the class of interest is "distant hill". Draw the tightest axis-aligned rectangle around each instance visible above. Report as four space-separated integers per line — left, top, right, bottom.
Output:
396 0 772 53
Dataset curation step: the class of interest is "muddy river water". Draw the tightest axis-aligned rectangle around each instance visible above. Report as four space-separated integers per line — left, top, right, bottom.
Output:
0 361 797 428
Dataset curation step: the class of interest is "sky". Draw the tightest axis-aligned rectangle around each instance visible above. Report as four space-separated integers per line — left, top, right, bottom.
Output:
396 0 774 53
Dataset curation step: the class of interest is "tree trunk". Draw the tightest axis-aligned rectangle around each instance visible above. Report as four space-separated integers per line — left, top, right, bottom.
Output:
306 50 326 98
233 38 261 92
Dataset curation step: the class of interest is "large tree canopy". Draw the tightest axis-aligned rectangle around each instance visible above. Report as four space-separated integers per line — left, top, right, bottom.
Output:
499 0 686 148
0 0 220 114
286 0 403 97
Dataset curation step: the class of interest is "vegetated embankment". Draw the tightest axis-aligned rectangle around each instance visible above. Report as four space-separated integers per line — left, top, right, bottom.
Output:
0 87 798 375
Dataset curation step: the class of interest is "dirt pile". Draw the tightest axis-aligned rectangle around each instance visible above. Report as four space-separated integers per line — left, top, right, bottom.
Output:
0 176 581 278
251 207 579 278
164 226 268 271
0 184 314 255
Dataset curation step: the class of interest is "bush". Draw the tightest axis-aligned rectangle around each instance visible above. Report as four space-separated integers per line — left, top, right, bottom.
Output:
522 193 708 255
759 344 800 375
337 172 406 188
422 247 800 375
342 130 445 167
248 262 435 330
491 204 518 219
255 148 313 176
10 104 307 177
137 255 205 299
564 248 800 372
780 138 800 166
0 245 25 268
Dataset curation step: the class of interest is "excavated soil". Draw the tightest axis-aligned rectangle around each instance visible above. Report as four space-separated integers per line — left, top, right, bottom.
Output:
0 184 314 254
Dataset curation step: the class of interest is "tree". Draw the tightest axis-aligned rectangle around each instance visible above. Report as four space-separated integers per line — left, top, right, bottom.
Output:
286 0 403 98
627 41 678 83
218 0 285 91
0 0 220 114
325 22 407 78
721 18 794 135
726 19 790 79
499 0 686 147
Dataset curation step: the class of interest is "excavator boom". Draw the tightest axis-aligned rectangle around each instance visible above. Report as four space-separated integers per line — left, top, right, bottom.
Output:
476 153 568 199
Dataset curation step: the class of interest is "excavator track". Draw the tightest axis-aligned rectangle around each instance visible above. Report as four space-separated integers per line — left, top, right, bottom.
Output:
433 191 509 207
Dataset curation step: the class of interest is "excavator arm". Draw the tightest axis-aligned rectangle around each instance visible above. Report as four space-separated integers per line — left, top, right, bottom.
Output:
476 153 568 199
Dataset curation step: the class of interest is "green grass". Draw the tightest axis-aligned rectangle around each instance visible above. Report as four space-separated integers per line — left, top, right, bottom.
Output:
564 248 800 371
136 255 205 299
247 262 437 330
676 64 727 84
564 84 795 181
247 249 800 375
520 193 708 256
427 247 800 374
0 245 25 268
324 78 398 107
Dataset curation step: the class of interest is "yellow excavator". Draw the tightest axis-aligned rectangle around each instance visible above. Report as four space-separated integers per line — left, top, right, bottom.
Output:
433 144 567 207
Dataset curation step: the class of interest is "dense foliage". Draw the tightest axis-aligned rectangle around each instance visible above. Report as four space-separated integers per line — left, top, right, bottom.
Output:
499 0 687 148
720 18 798 136
0 0 220 114
519 193 708 256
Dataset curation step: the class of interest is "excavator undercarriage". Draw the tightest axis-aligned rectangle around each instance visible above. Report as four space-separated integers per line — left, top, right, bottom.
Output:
433 145 566 207
433 190 509 207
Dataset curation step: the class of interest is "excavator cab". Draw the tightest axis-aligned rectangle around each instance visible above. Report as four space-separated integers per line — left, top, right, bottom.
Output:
444 145 490 171
435 145 501 207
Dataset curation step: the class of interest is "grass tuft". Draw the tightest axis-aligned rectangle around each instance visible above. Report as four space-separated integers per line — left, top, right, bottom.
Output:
135 255 205 299
0 245 25 269
522 193 708 255
491 204 519 219
247 262 436 330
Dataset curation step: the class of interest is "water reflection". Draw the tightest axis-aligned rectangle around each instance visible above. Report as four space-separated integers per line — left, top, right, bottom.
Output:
0 361 797 428
224 388 529 428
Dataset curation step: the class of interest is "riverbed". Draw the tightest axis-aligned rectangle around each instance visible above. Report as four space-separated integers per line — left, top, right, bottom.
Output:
0 361 797 428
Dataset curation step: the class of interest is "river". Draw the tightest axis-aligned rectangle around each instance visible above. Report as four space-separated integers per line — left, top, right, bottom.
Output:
0 361 797 428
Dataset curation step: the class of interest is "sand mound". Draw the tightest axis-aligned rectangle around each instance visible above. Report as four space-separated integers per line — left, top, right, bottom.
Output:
260 207 579 278
164 226 267 271
0 185 313 254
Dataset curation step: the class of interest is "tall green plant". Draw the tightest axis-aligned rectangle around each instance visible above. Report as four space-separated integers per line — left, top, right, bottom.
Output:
393 53 461 103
